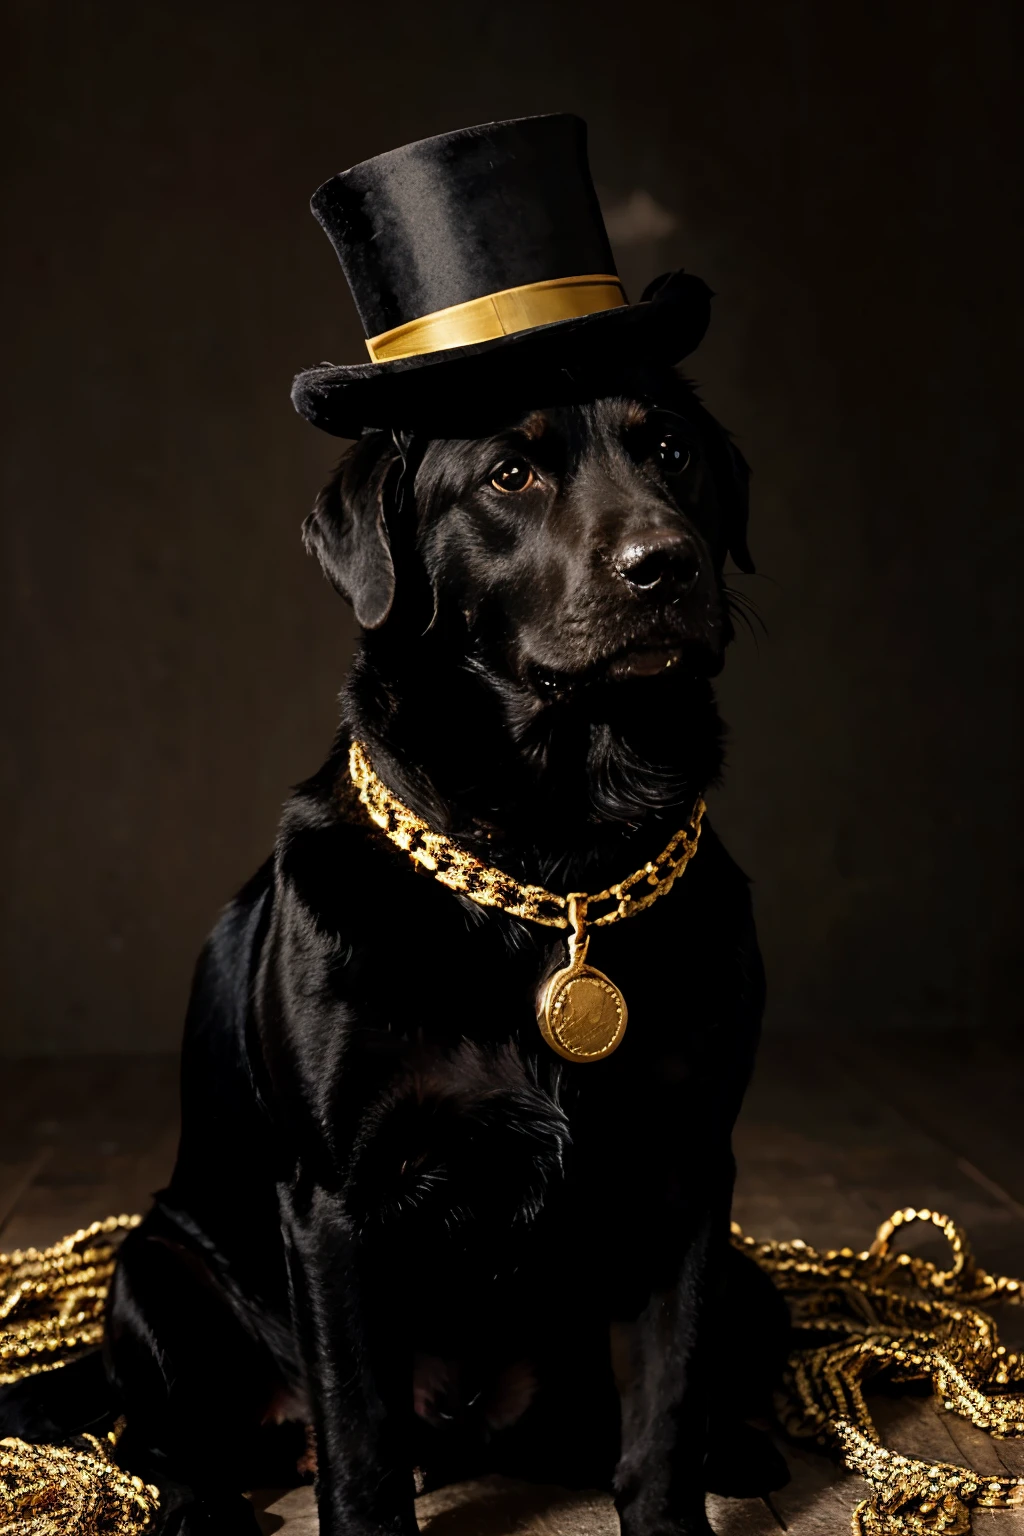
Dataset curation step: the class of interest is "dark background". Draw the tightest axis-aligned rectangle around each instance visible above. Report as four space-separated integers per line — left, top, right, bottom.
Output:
2 0 1020 1054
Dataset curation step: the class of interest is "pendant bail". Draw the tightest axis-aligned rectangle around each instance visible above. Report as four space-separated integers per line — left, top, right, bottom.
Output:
566 892 590 966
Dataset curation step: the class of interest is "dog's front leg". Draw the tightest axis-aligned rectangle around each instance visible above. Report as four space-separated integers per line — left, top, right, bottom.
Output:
283 1190 417 1536
612 1194 729 1536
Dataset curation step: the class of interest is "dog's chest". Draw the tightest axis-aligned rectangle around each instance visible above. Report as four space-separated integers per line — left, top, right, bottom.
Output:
345 860 731 1064
315 840 759 1284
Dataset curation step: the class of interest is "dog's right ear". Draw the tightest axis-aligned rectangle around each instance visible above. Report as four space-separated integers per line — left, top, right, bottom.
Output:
302 432 402 629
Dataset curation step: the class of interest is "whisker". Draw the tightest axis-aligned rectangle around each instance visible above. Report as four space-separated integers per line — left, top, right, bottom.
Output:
724 585 769 638
724 586 763 616
730 607 761 650
724 598 764 654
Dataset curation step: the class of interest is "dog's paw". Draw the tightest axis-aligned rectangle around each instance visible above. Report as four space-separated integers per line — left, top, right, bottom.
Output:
704 1421 790 1498
621 1521 716 1536
618 1500 717 1536
160 1493 262 1536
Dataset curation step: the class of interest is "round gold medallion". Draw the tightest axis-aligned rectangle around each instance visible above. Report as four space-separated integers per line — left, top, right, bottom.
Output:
538 961 628 1063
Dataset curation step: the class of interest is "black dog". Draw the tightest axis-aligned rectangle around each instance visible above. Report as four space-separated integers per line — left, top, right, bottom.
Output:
1 363 788 1535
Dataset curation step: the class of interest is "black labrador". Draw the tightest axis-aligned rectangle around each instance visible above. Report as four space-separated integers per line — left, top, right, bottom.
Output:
1 363 789 1534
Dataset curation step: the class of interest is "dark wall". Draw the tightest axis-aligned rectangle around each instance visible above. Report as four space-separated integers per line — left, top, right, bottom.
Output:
2 0 1020 1052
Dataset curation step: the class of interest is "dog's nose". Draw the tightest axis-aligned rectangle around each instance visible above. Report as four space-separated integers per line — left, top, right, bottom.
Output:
613 529 701 593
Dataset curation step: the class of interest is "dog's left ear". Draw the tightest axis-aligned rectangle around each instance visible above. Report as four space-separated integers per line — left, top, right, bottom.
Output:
302 431 403 629
719 434 755 574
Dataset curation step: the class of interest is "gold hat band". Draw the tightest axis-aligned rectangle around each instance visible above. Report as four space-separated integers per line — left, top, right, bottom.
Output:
365 273 627 364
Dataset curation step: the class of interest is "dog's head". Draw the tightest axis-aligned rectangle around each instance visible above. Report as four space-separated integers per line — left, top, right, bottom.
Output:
304 366 752 698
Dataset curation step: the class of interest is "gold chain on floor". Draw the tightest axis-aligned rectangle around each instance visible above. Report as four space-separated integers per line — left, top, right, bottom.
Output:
346 739 706 929
0 1215 159 1536
1 1206 1022 1534
734 1205 1024 1534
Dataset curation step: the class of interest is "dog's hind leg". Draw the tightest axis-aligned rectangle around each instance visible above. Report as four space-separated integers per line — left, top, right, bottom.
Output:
105 1212 302 1534
703 1243 791 1499
0 1350 114 1442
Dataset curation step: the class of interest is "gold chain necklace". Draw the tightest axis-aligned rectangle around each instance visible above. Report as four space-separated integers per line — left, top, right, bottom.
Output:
347 739 705 1062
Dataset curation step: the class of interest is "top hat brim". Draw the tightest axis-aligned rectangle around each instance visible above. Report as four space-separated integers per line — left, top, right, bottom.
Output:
291 270 713 439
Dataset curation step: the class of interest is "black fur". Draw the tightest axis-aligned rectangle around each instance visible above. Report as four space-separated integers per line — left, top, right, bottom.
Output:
0 365 788 1535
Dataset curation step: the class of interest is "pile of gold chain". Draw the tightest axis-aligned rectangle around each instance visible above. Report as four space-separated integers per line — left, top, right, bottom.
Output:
347 739 706 930
0 1215 159 1535
1 1205 1022 1534
735 1204 1024 1534
1 1432 158 1536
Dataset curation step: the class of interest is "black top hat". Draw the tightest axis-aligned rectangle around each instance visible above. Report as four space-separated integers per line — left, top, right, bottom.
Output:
291 114 712 438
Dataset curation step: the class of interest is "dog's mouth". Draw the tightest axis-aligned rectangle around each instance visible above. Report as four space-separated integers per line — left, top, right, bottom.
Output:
604 642 684 681
600 628 725 684
526 635 723 699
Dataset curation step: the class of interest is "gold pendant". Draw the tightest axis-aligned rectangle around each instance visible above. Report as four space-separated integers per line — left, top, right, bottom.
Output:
538 895 628 1063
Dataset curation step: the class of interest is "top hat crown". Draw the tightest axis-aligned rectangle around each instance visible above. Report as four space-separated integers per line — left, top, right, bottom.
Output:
292 114 713 437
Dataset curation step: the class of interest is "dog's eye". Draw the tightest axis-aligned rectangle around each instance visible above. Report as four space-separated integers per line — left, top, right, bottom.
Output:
490 460 535 494
657 431 691 476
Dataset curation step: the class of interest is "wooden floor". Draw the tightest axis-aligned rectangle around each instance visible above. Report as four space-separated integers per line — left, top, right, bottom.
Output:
2 1031 1022 1534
